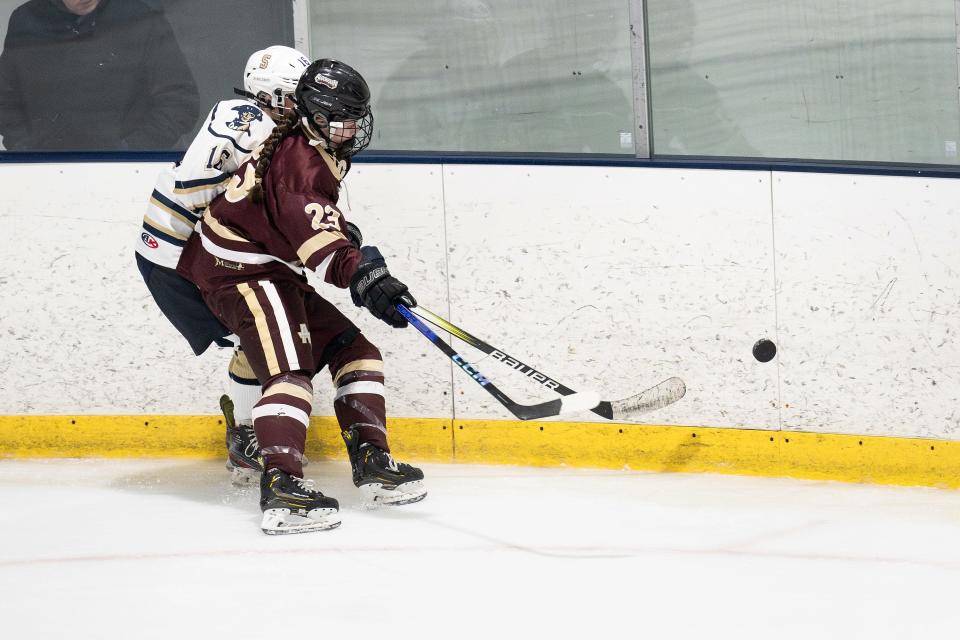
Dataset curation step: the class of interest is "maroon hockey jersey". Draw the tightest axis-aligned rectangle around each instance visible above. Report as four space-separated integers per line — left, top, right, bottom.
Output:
177 132 362 293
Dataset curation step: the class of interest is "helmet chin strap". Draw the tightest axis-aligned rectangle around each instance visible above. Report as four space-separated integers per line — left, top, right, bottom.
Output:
235 87 291 115
301 117 328 147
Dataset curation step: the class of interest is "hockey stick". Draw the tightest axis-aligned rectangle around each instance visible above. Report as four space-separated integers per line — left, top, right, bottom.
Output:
396 304 600 420
408 305 686 421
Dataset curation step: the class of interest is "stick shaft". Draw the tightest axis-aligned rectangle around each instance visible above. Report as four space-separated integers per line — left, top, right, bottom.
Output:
398 304 583 420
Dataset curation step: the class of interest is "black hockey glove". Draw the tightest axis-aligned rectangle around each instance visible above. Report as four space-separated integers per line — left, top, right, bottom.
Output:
345 221 363 250
349 246 416 328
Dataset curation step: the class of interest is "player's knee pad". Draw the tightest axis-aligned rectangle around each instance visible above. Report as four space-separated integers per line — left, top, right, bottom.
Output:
254 373 314 432
318 327 360 369
330 334 383 387
261 372 313 399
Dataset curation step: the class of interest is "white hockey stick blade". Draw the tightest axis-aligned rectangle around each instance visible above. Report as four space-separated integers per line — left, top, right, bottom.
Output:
560 391 602 415
607 377 686 420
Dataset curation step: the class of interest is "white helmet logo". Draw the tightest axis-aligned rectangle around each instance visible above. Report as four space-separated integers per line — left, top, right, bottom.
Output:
315 74 338 90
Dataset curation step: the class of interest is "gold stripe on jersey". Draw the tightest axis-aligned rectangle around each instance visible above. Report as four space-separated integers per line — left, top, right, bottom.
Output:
225 164 257 203
143 214 189 240
333 359 384 385
296 230 346 265
237 283 280 376
263 382 314 404
149 196 195 229
173 176 231 195
229 349 257 380
204 209 251 243
308 141 346 182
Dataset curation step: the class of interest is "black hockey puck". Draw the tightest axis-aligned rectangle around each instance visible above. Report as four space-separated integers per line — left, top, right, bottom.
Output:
752 338 777 363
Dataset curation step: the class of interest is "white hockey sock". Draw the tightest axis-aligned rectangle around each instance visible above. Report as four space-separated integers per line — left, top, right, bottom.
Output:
228 348 261 425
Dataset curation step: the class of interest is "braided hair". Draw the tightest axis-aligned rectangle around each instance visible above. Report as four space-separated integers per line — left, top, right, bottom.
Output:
248 109 300 204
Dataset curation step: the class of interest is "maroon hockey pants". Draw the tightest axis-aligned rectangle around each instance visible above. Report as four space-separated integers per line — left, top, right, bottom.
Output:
206 278 389 476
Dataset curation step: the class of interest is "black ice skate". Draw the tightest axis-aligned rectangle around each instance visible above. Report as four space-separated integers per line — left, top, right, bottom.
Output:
220 394 263 487
342 427 427 506
260 468 341 535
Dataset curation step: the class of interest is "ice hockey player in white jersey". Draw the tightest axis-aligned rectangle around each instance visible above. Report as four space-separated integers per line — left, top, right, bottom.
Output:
135 45 310 485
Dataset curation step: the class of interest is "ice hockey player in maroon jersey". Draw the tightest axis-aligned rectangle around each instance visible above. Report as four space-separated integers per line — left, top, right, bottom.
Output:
136 46 310 488
177 59 426 535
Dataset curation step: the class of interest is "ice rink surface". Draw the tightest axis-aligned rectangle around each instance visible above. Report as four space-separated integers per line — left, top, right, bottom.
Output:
1 459 958 639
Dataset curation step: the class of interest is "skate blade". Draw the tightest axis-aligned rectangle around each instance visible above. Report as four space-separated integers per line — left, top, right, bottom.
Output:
359 480 427 507
261 508 341 535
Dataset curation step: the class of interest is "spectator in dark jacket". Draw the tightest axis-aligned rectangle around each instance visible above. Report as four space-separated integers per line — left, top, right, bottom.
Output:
0 0 200 150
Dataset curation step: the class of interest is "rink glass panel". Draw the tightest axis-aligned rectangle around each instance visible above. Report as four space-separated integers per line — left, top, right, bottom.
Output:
0 0 293 151
2 0 960 164
646 0 960 164
307 0 636 154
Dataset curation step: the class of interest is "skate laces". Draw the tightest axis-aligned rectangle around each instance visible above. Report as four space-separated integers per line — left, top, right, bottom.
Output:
359 442 401 473
381 451 400 473
293 476 316 493
242 423 260 457
360 443 392 468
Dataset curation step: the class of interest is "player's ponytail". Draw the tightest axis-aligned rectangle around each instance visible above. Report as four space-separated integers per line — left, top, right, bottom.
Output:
249 110 300 204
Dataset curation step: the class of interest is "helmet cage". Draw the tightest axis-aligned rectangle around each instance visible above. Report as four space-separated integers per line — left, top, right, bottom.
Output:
303 106 374 159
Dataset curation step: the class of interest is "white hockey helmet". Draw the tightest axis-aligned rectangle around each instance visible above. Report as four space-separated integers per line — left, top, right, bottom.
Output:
236 45 310 113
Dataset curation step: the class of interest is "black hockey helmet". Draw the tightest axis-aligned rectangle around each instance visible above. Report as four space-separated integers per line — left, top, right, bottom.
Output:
295 59 373 158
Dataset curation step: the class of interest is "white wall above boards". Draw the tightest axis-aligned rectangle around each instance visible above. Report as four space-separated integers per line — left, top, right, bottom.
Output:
773 172 960 439
0 162 196 414
439 164 779 428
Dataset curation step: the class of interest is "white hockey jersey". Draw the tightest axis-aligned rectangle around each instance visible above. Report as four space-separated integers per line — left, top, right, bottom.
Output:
136 99 277 269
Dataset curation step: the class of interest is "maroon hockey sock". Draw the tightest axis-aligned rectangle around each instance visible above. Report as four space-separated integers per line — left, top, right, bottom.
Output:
332 370 389 452
253 374 314 477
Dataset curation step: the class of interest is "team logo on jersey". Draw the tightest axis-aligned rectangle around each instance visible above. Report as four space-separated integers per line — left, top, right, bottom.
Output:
227 105 263 133
214 256 245 271
141 232 159 249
